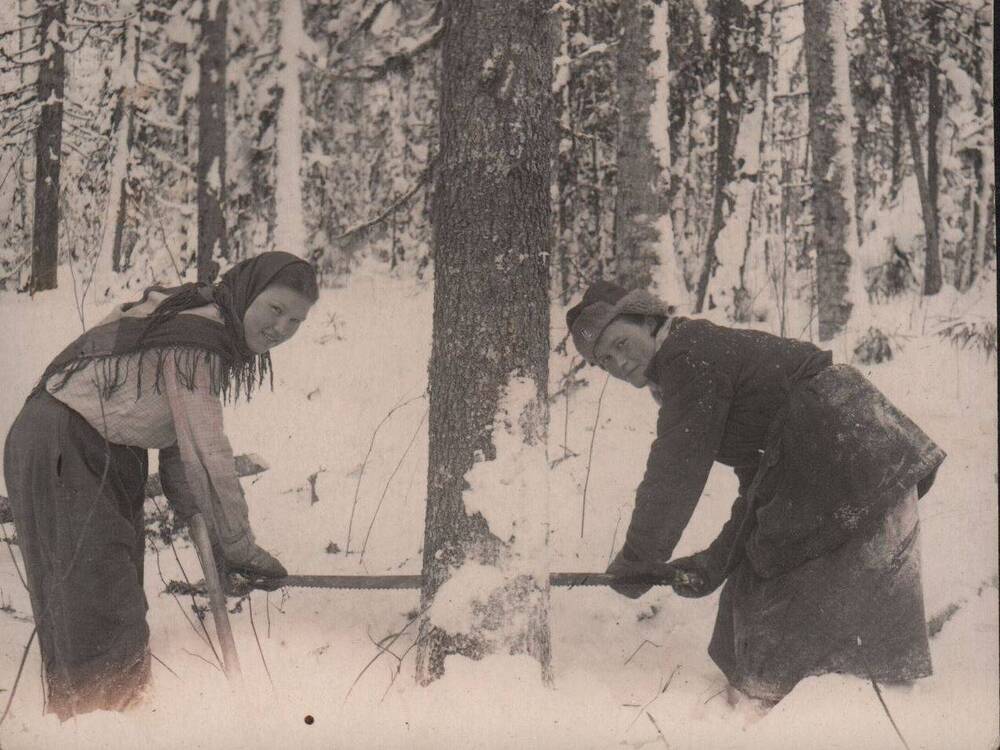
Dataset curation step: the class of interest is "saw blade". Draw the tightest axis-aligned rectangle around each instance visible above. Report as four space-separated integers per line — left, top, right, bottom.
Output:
265 570 688 590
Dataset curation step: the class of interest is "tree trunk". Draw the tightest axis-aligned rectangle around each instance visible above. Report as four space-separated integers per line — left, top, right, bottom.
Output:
554 2 577 304
613 0 679 297
110 0 144 273
276 0 305 256
923 2 943 295
197 0 229 283
882 0 940 298
803 0 859 341
735 6 770 322
29 0 66 293
695 0 741 313
889 63 903 200
415 0 553 686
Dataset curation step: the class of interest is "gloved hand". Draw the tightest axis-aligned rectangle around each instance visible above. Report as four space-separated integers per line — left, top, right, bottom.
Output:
224 543 288 591
606 545 660 599
667 551 722 598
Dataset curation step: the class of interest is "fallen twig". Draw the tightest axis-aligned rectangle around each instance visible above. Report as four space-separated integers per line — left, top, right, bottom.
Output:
0 626 35 728
359 408 429 562
381 633 426 702
346 391 426 553
624 639 662 666
627 666 679 732
345 605 429 701
150 652 180 679
307 467 326 505
183 648 223 673
646 711 669 749
149 496 223 670
1 519 27 590
581 374 610 537
857 637 911 750
607 506 625 567
149 537 210 647
265 591 271 639
248 595 273 686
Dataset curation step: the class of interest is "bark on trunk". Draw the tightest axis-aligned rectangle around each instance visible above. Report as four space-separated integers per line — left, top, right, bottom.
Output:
111 0 143 273
415 0 553 686
889 66 903 200
276 0 305 255
923 3 943 295
613 0 673 293
30 0 66 293
736 7 769 322
695 0 741 312
882 0 941 297
803 0 859 340
554 1 576 304
197 0 229 284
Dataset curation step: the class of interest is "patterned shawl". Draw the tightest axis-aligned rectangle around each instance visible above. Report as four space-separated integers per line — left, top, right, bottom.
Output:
34 252 311 403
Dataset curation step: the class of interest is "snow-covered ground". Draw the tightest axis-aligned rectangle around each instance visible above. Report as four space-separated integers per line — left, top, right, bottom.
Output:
0 264 996 750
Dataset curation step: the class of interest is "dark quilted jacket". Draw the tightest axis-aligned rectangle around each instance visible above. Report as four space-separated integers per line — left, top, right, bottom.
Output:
624 317 946 578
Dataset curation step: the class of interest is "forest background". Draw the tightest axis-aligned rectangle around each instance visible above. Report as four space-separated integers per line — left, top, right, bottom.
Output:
0 1 996 748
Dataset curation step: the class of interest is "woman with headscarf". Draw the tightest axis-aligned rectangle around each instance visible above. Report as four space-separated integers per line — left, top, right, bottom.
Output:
4 251 318 718
566 280 946 703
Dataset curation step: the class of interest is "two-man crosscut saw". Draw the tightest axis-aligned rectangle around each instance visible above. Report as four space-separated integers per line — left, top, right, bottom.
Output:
254 569 696 590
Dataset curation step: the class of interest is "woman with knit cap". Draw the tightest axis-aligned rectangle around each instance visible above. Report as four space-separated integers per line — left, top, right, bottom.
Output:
566 280 945 703
4 251 317 718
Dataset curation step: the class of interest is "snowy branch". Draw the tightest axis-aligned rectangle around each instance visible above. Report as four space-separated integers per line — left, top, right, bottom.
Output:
0 41 44 64
68 12 137 26
0 24 40 39
327 23 445 83
336 0 394 53
333 162 434 242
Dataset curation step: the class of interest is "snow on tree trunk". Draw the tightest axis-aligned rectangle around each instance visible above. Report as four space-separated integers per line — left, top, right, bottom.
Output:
695 0 741 314
733 8 769 324
614 0 685 304
968 15 994 290
275 0 305 256
881 0 940 299
923 2 943 295
197 0 229 283
803 0 860 341
415 0 552 686
29 0 66 293
104 0 143 274
553 0 574 304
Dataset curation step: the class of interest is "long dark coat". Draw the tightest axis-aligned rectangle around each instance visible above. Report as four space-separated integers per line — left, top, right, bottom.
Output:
625 317 944 577
624 317 946 699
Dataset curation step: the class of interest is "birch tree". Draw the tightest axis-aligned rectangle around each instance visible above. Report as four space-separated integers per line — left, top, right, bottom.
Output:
416 0 552 685
275 0 305 254
803 0 859 340
694 0 744 313
29 0 66 292
613 0 685 303
881 0 941 297
196 0 227 282
103 0 143 273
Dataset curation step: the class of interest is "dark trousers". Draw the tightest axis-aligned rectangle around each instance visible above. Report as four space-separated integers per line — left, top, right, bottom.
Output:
4 391 150 719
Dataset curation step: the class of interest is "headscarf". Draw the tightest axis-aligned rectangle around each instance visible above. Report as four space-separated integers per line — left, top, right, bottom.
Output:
35 252 314 403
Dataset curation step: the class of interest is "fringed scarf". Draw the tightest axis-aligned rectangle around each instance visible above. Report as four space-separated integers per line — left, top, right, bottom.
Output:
34 252 311 403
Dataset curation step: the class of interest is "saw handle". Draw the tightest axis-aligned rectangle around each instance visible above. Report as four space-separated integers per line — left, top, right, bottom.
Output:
190 513 243 683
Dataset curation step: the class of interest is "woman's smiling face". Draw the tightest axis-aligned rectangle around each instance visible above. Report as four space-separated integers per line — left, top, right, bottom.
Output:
591 316 658 387
242 285 314 354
